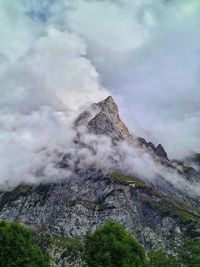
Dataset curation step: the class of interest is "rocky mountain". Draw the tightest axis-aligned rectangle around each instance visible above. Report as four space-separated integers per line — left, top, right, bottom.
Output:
75 96 168 159
0 96 200 266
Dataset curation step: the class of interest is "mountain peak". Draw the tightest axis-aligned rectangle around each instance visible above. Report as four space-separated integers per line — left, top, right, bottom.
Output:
97 96 119 113
75 96 168 159
87 96 132 141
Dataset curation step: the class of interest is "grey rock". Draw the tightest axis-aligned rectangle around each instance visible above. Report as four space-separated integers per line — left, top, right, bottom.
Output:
75 96 168 160
137 138 168 160
155 144 168 159
0 96 199 266
0 172 199 254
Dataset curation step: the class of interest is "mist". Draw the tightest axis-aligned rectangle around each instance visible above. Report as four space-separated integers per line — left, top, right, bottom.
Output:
0 24 108 188
0 0 199 192
60 0 200 158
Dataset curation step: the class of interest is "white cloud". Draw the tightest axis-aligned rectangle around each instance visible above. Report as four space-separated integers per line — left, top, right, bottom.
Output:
0 0 199 191
0 0 43 61
61 0 200 158
0 24 108 188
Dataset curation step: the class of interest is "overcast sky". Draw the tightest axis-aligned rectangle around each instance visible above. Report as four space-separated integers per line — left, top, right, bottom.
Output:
62 0 200 158
0 0 200 187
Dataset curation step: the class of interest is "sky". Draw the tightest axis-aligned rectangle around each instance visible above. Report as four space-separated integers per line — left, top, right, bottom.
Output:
0 0 200 188
62 0 200 158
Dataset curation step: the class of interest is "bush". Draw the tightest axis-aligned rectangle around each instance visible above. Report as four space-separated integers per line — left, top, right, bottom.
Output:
179 238 200 266
84 220 147 267
0 221 49 267
147 249 177 267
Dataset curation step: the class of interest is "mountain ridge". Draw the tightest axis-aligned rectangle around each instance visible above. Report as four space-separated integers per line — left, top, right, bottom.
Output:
75 96 168 160
0 96 200 266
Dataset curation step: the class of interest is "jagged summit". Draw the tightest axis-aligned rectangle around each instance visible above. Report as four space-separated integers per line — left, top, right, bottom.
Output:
96 96 120 119
98 96 118 111
1 99 200 267
88 96 133 142
75 95 132 141
75 96 168 159
137 137 168 159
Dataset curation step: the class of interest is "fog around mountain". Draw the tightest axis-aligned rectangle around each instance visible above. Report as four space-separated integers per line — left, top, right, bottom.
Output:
0 0 199 188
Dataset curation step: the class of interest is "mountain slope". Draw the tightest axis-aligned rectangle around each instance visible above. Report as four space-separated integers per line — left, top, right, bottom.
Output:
0 96 200 266
75 96 168 159
0 171 200 254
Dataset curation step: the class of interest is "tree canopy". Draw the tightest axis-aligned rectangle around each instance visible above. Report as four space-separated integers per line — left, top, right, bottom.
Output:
0 221 49 267
84 220 147 267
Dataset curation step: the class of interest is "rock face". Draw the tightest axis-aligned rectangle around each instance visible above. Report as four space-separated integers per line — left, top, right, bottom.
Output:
75 96 133 143
76 96 168 160
0 96 200 266
137 138 168 160
87 96 132 141
1 170 200 267
1 172 200 250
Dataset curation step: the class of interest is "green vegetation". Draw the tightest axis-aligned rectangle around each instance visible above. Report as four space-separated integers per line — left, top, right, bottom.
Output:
83 220 182 267
1 220 200 267
36 231 82 250
84 220 148 267
146 198 198 223
83 220 200 267
110 173 146 188
49 235 83 262
47 233 83 260
0 221 49 267
48 234 82 249
179 238 200 266
110 172 200 223
147 249 178 267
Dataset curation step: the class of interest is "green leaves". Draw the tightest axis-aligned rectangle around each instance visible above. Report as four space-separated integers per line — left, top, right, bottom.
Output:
0 221 49 267
147 249 178 267
179 238 200 266
84 220 147 267
1 220 200 267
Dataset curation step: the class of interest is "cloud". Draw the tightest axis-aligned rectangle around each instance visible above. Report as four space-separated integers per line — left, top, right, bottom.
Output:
65 0 151 51
52 0 200 158
3 0 197 157
0 0 44 61
59 126 200 197
48 0 164 52
0 20 108 188
0 0 199 194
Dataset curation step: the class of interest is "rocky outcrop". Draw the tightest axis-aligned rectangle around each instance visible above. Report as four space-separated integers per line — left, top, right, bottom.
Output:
0 96 199 266
137 138 168 160
155 144 168 158
75 96 168 160
87 96 132 141
75 96 134 142
0 172 200 253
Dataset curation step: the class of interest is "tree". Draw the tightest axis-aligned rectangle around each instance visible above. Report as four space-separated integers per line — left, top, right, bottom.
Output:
84 220 147 267
0 221 49 267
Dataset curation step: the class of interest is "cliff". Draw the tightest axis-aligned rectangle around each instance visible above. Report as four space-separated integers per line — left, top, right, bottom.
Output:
0 96 200 266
